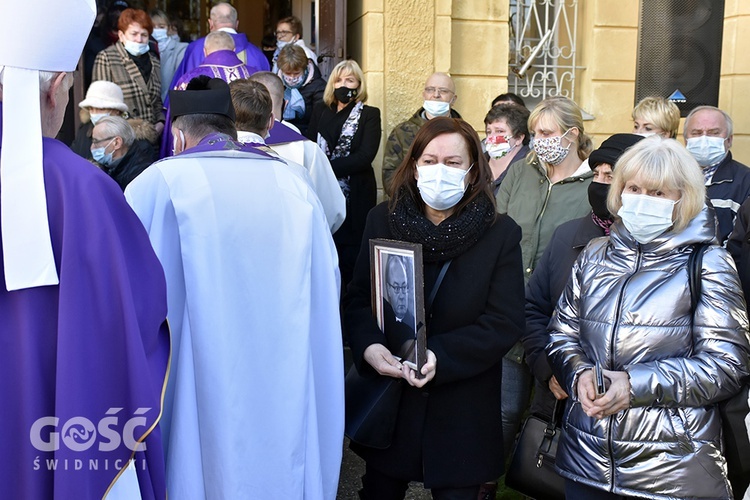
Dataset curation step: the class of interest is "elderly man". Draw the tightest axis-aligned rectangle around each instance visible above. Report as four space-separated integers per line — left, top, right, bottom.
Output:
170 2 268 88
0 0 169 498
160 31 262 157
684 105 750 244
125 76 344 499
381 72 461 193
91 115 154 190
242 72 346 232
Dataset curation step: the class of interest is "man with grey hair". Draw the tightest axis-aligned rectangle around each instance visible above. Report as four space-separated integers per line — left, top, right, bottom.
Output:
91 115 153 190
684 105 750 243
247 71 346 232
0 0 169 497
170 1 268 88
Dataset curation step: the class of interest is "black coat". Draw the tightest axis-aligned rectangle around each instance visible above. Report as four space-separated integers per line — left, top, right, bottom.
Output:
289 62 326 134
523 214 605 417
104 140 156 191
306 101 381 247
343 202 525 488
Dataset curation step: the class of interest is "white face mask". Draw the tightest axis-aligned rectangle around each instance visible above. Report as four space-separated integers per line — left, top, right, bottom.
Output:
423 100 451 117
417 163 471 211
90 113 109 126
485 135 513 159
152 28 168 43
618 193 678 244
123 40 149 57
685 135 727 167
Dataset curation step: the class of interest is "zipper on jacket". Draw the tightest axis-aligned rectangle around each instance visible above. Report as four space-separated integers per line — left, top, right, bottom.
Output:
605 243 642 491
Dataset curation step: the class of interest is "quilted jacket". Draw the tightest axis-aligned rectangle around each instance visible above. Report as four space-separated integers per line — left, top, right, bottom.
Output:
547 205 750 499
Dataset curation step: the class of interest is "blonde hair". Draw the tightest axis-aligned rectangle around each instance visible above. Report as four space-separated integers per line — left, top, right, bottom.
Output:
323 59 367 106
527 96 593 164
607 137 705 232
632 97 681 138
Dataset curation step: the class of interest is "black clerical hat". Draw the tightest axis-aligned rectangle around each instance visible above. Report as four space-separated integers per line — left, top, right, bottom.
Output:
169 77 236 121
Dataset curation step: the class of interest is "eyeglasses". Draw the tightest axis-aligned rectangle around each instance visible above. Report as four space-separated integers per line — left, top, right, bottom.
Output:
91 136 115 146
424 87 454 97
388 283 408 294
275 30 293 38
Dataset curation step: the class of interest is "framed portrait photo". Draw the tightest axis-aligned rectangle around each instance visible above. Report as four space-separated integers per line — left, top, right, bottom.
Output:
369 239 426 376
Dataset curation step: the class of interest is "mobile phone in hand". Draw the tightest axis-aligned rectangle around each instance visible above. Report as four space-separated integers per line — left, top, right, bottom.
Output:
595 362 606 396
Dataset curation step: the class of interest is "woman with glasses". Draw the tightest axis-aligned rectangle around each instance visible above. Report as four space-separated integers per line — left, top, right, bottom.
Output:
306 59 381 294
344 117 525 499
271 16 317 73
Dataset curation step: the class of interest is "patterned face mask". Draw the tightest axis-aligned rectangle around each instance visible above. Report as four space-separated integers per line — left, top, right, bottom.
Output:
532 129 572 166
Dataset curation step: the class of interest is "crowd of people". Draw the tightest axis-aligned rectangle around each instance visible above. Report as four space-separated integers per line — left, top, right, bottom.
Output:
1 0 750 499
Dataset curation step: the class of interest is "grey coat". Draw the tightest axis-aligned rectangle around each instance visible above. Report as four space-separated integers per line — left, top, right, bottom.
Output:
547 205 750 499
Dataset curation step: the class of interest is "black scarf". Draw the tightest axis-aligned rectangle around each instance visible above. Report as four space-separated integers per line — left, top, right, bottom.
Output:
388 190 496 262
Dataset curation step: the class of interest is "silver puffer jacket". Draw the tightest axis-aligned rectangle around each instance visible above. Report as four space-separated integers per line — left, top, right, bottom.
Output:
547 205 750 499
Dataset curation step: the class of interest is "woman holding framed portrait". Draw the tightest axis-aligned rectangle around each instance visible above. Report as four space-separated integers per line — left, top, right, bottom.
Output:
344 117 526 499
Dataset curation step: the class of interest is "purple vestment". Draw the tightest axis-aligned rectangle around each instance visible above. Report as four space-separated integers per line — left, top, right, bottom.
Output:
159 50 263 159
169 31 269 91
0 104 170 499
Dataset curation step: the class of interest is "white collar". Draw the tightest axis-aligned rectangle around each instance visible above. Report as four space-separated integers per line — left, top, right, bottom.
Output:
237 131 265 144
216 27 237 35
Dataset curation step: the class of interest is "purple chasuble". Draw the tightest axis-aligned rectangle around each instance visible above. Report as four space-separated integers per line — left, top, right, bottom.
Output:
266 121 307 146
0 103 170 499
160 50 263 159
170 32 269 91
179 132 282 161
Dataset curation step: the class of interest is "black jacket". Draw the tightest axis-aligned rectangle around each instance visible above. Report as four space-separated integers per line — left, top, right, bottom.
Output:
105 140 156 191
289 61 326 134
524 214 605 417
343 202 525 488
707 151 750 244
306 101 381 247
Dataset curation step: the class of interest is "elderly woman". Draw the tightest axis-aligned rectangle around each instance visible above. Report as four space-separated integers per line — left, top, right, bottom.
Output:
483 103 531 192
496 95 594 463
547 137 750 499
344 117 525 499
632 96 680 138
276 44 325 134
93 8 165 135
71 80 129 159
306 59 380 292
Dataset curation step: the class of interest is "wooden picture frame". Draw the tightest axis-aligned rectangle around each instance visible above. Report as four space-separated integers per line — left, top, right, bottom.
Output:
369 239 426 376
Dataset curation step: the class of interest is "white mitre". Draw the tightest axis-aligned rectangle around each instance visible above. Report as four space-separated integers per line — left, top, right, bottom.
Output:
0 0 96 291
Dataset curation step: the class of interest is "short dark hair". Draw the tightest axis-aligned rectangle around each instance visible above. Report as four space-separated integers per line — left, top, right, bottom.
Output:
484 103 531 145
172 113 237 141
277 16 303 36
229 79 273 135
277 44 308 73
491 92 526 108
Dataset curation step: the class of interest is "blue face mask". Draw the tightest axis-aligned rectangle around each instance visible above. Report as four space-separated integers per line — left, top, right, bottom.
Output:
91 139 114 166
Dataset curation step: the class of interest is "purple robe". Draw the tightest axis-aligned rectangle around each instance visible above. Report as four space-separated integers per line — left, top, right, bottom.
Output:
159 50 262 159
169 31 269 91
0 104 170 499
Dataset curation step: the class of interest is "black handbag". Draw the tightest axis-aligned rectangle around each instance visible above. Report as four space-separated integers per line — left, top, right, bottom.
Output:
344 259 452 449
505 401 566 500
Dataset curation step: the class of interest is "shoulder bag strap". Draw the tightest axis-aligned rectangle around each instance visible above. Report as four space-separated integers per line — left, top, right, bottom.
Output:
688 243 709 315
426 259 452 316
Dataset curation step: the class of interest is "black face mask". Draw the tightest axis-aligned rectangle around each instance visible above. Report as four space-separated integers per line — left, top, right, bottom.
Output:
334 86 358 104
588 181 612 220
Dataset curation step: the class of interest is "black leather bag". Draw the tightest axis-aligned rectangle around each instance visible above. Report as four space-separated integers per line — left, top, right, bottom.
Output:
344 259 452 450
505 402 566 500
344 364 402 449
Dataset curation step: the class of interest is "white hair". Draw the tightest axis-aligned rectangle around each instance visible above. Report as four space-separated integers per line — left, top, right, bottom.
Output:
0 68 72 93
96 115 135 147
